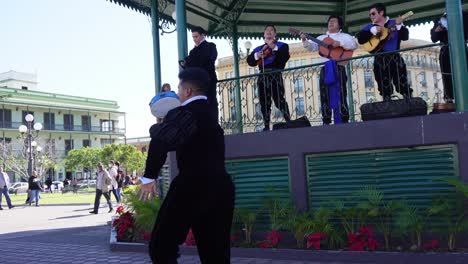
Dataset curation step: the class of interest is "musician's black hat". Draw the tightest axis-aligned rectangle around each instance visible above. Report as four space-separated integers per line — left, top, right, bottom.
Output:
328 15 344 29
178 67 209 94
192 26 206 35
264 24 277 32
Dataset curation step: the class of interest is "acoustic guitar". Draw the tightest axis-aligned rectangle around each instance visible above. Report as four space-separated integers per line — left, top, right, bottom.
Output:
288 27 353 65
363 11 414 53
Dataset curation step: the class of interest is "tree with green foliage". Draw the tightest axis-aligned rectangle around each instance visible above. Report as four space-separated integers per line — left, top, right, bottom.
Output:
65 147 102 176
100 143 146 174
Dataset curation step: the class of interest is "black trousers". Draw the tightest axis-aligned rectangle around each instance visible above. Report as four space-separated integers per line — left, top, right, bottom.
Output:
319 65 349 124
149 177 235 264
440 46 453 101
373 53 412 98
257 72 291 128
93 189 112 212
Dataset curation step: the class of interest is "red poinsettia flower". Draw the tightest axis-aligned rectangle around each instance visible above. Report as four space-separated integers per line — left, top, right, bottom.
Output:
116 205 124 214
259 241 272 248
306 232 327 250
423 239 439 250
266 230 283 246
143 232 152 241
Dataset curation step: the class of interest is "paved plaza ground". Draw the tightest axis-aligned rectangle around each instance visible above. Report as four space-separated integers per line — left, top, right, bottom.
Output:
0 202 348 264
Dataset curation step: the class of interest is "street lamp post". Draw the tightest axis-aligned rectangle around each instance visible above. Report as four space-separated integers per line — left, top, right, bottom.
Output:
18 114 42 177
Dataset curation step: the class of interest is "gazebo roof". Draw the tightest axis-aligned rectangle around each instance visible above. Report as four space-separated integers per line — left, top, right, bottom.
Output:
107 0 468 38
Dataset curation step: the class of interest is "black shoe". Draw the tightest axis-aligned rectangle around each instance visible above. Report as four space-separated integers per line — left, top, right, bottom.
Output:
9 205 14 209
89 211 98 214
383 95 391 101
108 208 114 213
0 208 3 210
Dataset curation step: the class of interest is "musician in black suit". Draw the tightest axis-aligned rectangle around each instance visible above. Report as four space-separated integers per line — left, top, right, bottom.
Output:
430 12 468 103
140 67 235 264
247 25 291 131
180 26 219 120
357 3 412 101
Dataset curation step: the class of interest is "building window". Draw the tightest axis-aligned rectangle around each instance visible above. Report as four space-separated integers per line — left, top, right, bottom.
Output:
288 61 294 68
100 138 114 146
420 72 427 87
366 92 375 103
45 139 56 154
43 112 55 130
407 71 412 86
81 115 91 131
230 106 237 121
433 73 439 89
64 139 74 155
255 103 262 120
100 119 114 132
22 111 34 125
64 114 74 131
83 139 91 148
294 77 304 93
229 87 236 102
274 107 282 118
364 71 374 88
295 97 305 116
253 84 259 98
300 59 307 66
0 109 12 128
224 71 234 79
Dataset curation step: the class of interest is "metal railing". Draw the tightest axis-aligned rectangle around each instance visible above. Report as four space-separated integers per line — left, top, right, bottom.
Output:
218 43 446 134
0 121 125 134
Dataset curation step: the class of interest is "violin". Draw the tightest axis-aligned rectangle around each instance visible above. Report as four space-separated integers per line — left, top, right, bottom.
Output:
257 38 278 66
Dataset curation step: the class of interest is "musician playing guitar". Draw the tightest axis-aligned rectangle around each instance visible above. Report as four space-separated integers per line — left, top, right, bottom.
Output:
247 25 291 131
357 3 412 101
301 15 357 125
431 11 468 106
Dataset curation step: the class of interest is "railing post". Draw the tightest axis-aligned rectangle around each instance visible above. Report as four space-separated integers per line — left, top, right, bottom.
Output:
346 63 355 122
232 25 244 133
446 0 468 111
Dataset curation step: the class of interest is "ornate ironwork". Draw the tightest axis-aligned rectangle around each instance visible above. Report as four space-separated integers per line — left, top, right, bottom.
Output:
217 44 444 135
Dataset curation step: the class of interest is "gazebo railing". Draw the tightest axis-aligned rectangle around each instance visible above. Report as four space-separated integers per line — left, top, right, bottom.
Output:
218 43 446 134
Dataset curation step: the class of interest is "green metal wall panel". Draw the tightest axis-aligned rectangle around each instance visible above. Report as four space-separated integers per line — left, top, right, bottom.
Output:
307 145 458 210
226 157 291 228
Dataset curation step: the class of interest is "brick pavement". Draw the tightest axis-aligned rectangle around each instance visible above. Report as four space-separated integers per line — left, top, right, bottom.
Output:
0 204 342 264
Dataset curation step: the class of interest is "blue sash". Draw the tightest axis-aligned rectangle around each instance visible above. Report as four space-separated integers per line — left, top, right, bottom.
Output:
324 60 342 124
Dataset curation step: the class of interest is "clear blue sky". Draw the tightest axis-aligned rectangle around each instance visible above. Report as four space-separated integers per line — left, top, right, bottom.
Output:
0 0 433 138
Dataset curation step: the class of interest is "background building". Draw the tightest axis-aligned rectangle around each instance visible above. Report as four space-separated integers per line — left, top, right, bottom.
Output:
0 70 126 182
216 39 443 133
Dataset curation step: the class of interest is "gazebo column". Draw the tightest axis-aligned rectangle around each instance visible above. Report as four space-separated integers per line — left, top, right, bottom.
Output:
150 0 162 93
232 25 243 133
176 0 188 67
446 0 468 111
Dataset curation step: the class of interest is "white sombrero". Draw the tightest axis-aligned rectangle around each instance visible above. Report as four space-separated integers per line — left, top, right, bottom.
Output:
149 91 181 118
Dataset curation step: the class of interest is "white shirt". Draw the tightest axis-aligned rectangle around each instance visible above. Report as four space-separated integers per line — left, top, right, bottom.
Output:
141 96 207 183
302 30 357 64
370 17 403 35
0 172 10 188
96 171 103 190
181 95 207 106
